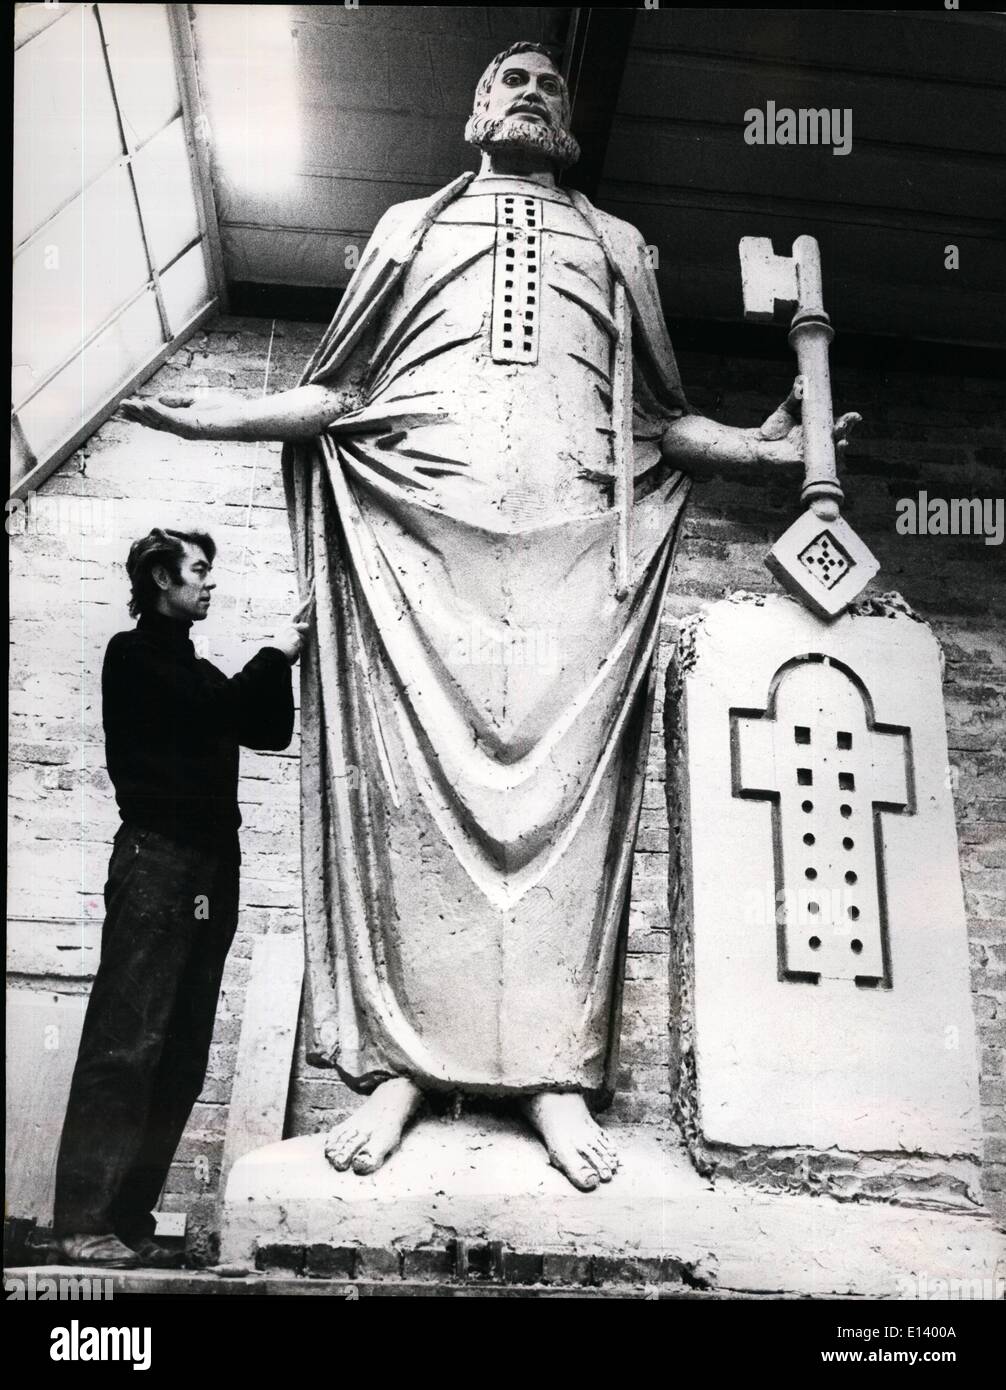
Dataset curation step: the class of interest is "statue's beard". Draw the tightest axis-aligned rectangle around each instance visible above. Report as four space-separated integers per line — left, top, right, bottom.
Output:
464 112 580 170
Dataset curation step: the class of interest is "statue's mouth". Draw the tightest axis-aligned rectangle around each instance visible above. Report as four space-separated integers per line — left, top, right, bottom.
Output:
509 105 549 124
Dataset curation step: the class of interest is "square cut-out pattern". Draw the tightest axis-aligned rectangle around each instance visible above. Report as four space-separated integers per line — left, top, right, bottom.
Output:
491 195 541 364
797 530 853 591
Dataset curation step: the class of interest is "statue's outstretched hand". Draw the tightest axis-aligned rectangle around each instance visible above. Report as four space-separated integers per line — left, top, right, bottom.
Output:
118 392 214 438
754 377 862 467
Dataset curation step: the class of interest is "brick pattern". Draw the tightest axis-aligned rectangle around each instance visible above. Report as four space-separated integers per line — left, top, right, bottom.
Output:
254 1240 710 1291
8 317 1003 1240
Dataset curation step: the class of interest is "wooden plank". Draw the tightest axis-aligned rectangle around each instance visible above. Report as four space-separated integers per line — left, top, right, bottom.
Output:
287 5 568 42
5 990 88 1223
603 122 1001 222
608 200 1005 294
298 108 468 182
631 10 1006 87
222 226 366 291
220 932 305 1187
214 172 440 235
167 3 229 312
618 51 1005 157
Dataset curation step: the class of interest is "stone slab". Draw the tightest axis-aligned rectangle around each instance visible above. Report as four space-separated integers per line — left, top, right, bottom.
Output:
219 1117 1005 1298
668 594 982 1166
5 990 87 1224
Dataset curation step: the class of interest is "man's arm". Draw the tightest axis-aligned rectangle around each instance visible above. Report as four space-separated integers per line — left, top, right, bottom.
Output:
117 385 351 442
105 603 310 757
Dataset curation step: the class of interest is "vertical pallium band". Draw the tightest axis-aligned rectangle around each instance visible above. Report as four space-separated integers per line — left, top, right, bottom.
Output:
491 194 542 363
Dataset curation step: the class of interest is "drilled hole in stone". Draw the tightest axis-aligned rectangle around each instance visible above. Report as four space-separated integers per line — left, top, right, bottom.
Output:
503 340 512 348
802 800 813 813
794 726 811 744
797 768 813 785
803 833 815 846
838 772 855 791
849 906 860 921
837 732 852 749
840 804 852 818
808 902 820 915
843 837 854 850
845 871 858 885
805 867 817 880
808 936 821 950
850 939 863 954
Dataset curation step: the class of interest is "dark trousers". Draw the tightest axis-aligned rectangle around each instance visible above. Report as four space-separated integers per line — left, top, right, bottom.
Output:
53 825 240 1238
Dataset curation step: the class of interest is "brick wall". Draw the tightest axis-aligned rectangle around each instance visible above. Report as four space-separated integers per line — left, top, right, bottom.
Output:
8 315 1003 1248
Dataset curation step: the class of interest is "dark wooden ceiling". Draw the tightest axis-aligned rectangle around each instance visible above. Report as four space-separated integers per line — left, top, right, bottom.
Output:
192 5 1005 348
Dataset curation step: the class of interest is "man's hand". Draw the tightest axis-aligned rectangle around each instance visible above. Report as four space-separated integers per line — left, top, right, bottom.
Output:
753 378 862 468
270 591 314 665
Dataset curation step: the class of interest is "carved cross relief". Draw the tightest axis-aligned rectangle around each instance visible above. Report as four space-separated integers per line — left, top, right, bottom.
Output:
731 656 915 987
491 194 541 363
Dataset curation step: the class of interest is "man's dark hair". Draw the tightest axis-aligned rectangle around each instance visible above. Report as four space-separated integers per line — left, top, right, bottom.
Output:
125 528 216 618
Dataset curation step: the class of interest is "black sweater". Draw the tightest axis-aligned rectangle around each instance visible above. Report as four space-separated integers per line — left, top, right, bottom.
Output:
103 611 295 847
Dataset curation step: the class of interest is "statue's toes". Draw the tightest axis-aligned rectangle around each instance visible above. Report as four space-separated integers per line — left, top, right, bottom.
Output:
325 1128 360 1170
351 1148 378 1175
584 1144 612 1182
550 1148 598 1191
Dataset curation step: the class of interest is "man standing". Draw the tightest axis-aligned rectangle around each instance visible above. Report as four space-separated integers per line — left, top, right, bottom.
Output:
53 528 309 1267
121 44 858 1192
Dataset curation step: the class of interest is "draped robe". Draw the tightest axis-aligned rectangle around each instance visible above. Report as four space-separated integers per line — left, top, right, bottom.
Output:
282 171 693 1105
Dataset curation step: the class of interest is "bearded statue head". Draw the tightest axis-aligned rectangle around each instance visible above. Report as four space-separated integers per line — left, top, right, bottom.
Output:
464 42 581 171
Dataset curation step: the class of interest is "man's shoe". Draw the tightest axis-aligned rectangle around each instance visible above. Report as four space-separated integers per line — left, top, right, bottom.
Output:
119 1235 185 1269
52 1234 140 1269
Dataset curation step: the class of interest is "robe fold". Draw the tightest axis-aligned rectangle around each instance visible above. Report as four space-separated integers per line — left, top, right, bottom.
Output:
282 172 692 1105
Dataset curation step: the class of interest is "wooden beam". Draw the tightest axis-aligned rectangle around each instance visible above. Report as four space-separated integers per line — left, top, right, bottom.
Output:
167 2 229 311
561 8 637 202
219 932 305 1193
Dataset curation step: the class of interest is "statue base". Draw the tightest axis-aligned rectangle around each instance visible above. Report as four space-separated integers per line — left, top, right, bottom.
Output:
220 1116 1002 1297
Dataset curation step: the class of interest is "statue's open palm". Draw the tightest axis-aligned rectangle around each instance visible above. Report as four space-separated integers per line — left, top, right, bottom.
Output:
119 392 225 438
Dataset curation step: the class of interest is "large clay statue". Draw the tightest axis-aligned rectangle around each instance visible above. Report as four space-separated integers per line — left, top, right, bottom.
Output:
121 43 859 1191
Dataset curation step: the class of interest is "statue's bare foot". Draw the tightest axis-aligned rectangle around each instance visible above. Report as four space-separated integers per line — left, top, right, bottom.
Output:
520 1091 619 1192
323 1077 424 1175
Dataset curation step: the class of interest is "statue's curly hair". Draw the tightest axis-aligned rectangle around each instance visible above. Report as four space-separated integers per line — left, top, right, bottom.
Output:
469 42 571 128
